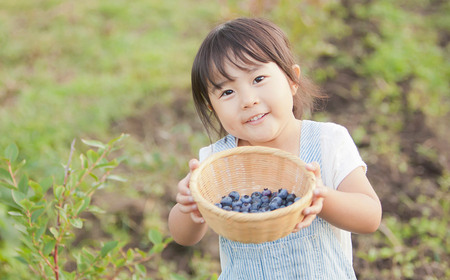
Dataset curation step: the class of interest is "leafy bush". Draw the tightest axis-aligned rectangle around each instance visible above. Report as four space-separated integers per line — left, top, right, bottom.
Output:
0 136 186 279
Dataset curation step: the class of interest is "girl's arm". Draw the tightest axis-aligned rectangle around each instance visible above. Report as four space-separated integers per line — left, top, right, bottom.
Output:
295 163 382 234
168 159 208 246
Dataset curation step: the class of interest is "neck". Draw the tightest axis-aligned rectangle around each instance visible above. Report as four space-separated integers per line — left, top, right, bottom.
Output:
238 119 302 156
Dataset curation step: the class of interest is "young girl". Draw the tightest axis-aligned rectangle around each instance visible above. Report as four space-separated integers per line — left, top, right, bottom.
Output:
168 17 382 279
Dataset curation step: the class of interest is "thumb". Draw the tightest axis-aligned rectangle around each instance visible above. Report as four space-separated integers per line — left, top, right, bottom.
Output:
306 162 321 178
189 159 200 172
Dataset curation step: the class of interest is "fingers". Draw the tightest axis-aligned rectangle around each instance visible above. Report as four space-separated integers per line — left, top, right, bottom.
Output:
292 188 326 233
189 158 200 172
176 158 204 223
190 210 205 224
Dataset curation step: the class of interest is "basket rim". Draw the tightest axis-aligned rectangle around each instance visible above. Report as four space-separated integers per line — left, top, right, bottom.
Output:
189 146 316 222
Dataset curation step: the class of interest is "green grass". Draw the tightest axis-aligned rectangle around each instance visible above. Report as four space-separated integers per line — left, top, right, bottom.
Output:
0 0 217 176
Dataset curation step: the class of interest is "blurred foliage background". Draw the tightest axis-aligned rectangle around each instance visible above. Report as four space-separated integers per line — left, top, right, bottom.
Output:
0 0 449 279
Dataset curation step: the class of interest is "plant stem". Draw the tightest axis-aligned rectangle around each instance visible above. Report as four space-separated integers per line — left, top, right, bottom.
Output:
7 161 18 188
63 139 76 187
53 139 76 280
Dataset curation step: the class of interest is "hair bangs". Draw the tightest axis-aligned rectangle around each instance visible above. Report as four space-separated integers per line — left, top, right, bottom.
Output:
205 32 272 91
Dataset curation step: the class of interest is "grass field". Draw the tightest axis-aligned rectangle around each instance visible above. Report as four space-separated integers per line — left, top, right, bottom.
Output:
1 0 449 279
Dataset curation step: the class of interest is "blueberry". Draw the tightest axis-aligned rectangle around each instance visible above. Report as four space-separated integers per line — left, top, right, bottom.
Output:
215 203 222 208
270 196 282 206
278 189 288 199
232 200 243 208
294 197 301 202
261 188 271 197
250 209 259 213
286 193 296 203
250 201 261 211
232 206 241 212
229 191 240 201
240 202 251 212
260 202 269 209
271 192 278 199
251 191 262 200
261 196 270 204
269 201 280 210
222 205 232 211
259 205 271 212
251 197 262 206
241 195 252 204
220 196 233 207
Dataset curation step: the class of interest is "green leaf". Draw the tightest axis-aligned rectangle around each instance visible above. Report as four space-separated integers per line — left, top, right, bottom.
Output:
31 208 45 223
18 174 28 195
80 154 88 168
35 220 48 240
14 256 28 265
49 227 59 238
8 211 23 217
82 139 106 149
136 264 146 275
126 248 134 262
170 273 188 280
75 196 91 215
88 172 99 181
70 218 83 229
149 243 165 254
106 175 127 182
86 150 99 165
20 199 33 211
14 223 27 234
108 133 129 145
100 240 118 257
148 229 163 245
0 168 12 183
29 180 44 201
88 205 105 214
5 143 19 162
11 190 26 208
95 160 118 170
0 181 15 190
54 186 64 200
43 239 56 255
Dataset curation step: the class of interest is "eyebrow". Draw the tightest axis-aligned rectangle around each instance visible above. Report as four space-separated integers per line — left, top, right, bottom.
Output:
212 64 263 90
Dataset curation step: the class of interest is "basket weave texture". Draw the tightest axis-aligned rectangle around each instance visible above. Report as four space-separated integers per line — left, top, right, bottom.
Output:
190 146 315 244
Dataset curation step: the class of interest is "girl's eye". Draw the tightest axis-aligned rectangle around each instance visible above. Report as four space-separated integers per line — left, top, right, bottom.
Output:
221 89 234 97
254 76 265 84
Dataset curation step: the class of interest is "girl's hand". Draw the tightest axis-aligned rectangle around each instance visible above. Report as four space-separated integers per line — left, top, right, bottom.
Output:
292 162 327 232
175 159 205 224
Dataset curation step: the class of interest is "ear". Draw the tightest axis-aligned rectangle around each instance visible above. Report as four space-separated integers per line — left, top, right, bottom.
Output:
290 64 301 95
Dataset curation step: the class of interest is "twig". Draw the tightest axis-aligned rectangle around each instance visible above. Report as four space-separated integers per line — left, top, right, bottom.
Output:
7 161 18 188
54 139 76 280
378 221 403 253
64 139 76 187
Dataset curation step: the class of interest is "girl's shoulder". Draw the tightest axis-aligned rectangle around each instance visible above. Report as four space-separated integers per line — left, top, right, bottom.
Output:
198 134 237 162
302 120 350 139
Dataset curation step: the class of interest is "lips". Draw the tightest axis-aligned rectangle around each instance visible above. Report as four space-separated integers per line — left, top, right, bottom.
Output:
246 113 267 123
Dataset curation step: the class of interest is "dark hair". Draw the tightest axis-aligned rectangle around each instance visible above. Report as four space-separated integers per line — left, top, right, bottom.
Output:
191 17 323 138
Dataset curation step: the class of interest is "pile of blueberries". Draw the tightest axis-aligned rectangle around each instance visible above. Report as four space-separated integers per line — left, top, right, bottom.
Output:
215 188 301 213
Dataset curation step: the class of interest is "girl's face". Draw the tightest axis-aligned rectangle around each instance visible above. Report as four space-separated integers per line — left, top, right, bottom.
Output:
209 59 300 149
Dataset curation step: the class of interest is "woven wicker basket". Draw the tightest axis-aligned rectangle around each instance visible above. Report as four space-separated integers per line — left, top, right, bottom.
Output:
189 146 316 244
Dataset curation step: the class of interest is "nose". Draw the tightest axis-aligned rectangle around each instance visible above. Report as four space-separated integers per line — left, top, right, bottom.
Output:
240 88 259 109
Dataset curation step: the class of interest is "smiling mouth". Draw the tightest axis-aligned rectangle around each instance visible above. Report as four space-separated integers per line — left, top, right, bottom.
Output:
246 113 267 123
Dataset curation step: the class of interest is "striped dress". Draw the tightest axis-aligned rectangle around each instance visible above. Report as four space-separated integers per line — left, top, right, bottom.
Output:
199 120 365 279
